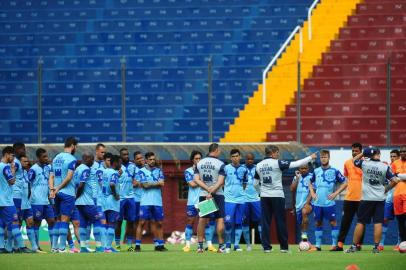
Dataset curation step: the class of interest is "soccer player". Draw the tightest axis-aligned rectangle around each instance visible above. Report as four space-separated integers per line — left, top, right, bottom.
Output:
0 146 30 253
90 144 107 252
49 137 78 253
74 152 103 253
193 143 226 253
135 152 167 252
309 149 346 251
131 151 144 247
183 150 202 252
290 164 313 242
102 154 121 253
392 145 406 243
115 148 137 251
345 147 399 253
334 143 364 251
29 148 57 252
19 155 43 253
255 145 317 253
241 152 261 251
379 149 400 250
67 208 80 253
11 142 26 224
224 149 247 253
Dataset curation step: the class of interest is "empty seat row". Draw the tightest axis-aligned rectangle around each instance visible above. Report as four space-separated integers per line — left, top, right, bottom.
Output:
356 3 406 15
284 103 406 117
298 89 406 104
0 54 269 69
339 26 406 39
0 41 282 56
0 79 259 94
330 39 406 52
313 63 406 77
275 116 406 131
321 51 406 65
304 76 406 90
0 29 290 45
347 14 406 27
267 130 405 146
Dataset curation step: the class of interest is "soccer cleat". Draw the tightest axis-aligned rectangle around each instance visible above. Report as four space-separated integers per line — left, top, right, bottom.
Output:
372 247 380 254
309 246 321 252
246 245 252 251
86 247 95 253
95 247 104 253
50 248 59 253
80 247 90 253
58 249 68 253
155 246 168 252
110 247 119 253
207 245 217 252
225 248 231 254
134 246 141 252
233 246 242 252
0 248 10 254
197 248 204 253
393 245 399 251
344 246 357 253
377 245 384 251
356 244 362 251
301 233 308 241
280 249 290 253
19 247 33 253
183 246 191 252
263 249 272 253
217 247 227 254
115 245 121 251
127 246 135 252
34 249 47 254
69 247 80 253
330 246 343 252
104 248 112 253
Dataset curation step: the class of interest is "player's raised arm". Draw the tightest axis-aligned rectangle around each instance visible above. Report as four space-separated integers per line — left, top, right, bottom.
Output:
288 152 318 169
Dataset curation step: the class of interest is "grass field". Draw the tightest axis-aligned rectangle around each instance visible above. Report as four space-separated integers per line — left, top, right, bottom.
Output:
1 245 405 270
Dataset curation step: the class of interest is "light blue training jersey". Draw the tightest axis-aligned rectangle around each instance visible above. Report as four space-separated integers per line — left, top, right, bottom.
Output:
242 164 259 202
0 162 14 206
21 169 31 210
28 163 52 205
311 167 346 207
12 157 24 199
293 172 313 211
224 164 248 204
52 152 77 196
119 162 136 199
138 166 164 206
102 167 120 212
74 164 93 206
133 165 143 202
90 160 104 202
185 166 200 206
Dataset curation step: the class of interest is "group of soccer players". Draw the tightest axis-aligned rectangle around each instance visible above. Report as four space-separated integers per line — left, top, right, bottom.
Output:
0 137 168 253
0 138 405 254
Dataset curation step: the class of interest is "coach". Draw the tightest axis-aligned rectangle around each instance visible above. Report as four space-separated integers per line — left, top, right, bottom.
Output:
255 145 317 252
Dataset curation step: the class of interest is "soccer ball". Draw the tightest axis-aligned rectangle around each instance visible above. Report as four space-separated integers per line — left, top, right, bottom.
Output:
399 241 406 253
298 241 311 251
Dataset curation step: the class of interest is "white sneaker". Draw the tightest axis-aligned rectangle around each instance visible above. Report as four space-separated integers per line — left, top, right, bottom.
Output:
246 245 252 251
86 247 95 252
58 249 67 253
225 248 231 254
280 249 291 254
51 248 59 253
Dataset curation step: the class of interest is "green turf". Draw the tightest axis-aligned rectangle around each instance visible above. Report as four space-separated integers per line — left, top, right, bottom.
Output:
1 245 405 270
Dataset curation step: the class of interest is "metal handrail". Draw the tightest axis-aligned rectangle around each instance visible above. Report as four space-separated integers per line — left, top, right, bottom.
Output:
308 0 320 40
262 25 301 105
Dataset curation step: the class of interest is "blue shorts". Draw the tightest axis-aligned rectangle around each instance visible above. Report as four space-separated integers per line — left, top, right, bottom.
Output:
119 198 137 222
225 202 246 225
54 192 75 218
245 201 261 223
97 206 106 221
32 205 55 221
313 205 336 222
186 205 198 217
104 210 119 224
13 198 22 221
199 195 225 219
77 205 101 228
140 205 164 221
0 206 19 225
384 202 395 220
134 201 140 221
71 207 80 222
21 208 33 220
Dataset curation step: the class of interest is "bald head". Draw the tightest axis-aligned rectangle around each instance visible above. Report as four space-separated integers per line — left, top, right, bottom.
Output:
82 152 94 167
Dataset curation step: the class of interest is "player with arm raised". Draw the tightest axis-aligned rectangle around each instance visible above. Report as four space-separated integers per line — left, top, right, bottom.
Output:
255 145 317 253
